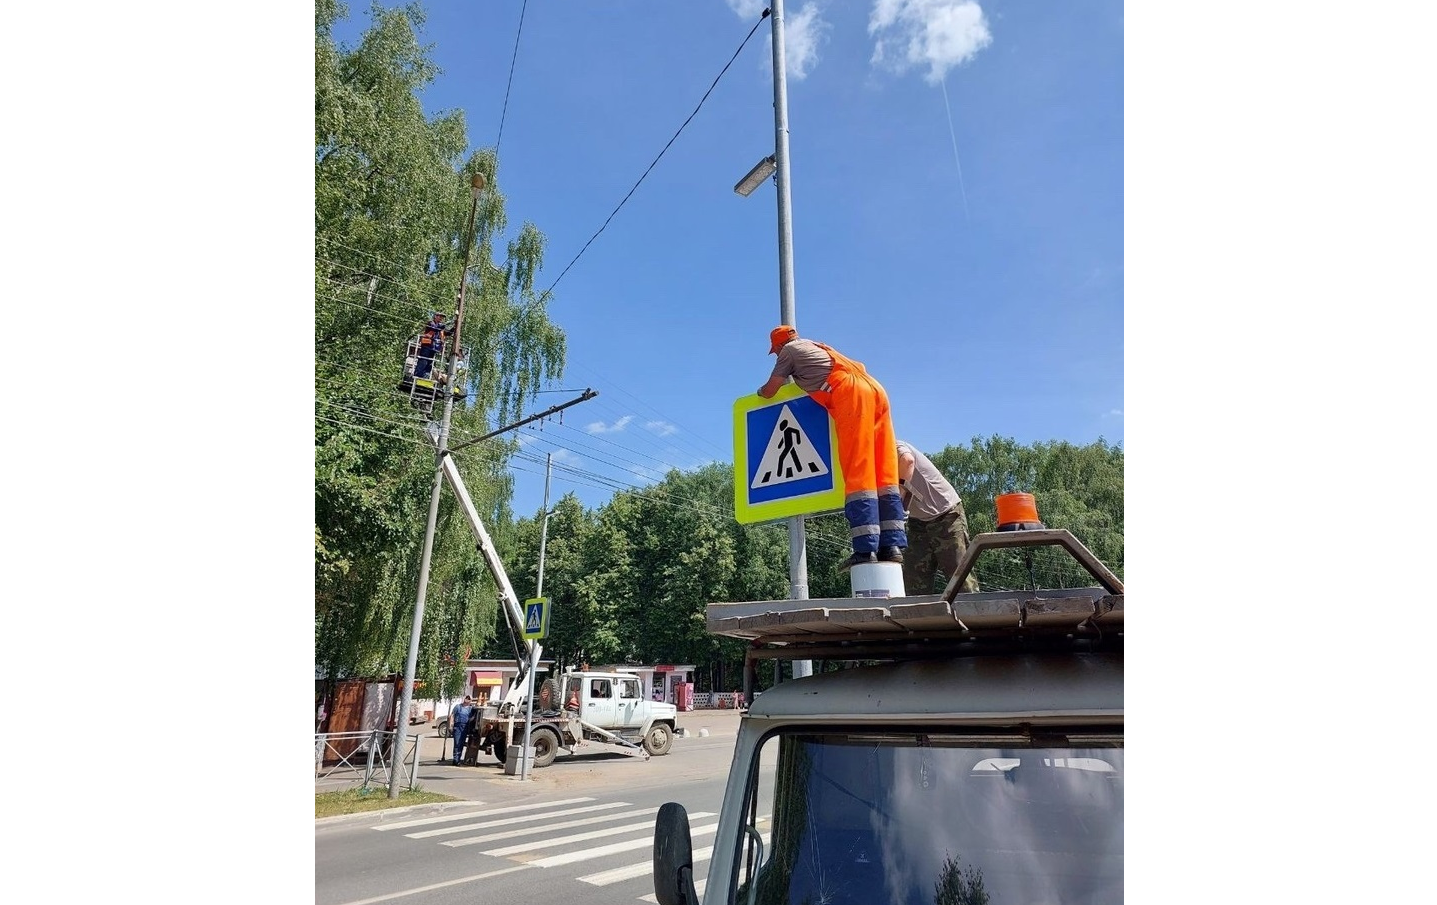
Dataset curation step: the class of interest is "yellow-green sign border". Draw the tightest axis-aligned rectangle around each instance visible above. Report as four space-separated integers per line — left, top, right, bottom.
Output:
522 596 550 640
732 384 845 525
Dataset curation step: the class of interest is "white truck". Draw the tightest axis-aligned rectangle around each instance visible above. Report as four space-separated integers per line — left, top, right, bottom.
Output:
653 527 1124 904
473 668 679 767
434 452 679 769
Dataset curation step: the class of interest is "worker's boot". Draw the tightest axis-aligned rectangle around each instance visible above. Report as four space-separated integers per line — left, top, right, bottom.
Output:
878 546 904 564
839 551 877 571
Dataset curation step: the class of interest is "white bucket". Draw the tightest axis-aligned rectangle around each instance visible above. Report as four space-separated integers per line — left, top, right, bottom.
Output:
849 561 905 598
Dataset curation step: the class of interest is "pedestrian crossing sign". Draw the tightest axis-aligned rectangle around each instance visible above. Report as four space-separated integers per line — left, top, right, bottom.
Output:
732 383 845 525
522 597 550 640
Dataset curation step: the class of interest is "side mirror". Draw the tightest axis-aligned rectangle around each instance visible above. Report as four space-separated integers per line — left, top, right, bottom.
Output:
653 801 700 905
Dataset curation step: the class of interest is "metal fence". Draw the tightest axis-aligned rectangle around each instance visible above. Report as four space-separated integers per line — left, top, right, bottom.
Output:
314 730 420 791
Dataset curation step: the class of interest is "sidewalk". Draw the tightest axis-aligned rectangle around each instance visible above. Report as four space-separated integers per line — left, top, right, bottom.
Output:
317 706 747 808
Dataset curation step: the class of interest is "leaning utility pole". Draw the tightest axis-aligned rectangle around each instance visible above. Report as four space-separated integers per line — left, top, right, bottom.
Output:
389 172 486 799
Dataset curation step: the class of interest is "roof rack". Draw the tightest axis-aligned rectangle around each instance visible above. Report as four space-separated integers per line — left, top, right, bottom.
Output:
706 529 1123 660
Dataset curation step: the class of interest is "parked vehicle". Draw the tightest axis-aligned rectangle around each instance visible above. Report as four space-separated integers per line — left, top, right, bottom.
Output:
654 526 1124 905
474 669 678 767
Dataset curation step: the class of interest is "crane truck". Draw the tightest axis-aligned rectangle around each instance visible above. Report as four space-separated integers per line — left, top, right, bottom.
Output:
652 526 1124 904
436 452 679 769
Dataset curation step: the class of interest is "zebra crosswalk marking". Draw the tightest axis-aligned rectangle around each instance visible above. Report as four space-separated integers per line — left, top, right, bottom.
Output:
407 802 629 839
441 807 660 847
482 814 715 857
578 844 715 887
372 797 595 831
526 822 720 869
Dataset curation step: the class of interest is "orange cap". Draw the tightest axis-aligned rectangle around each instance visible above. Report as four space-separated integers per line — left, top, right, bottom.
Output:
769 324 797 354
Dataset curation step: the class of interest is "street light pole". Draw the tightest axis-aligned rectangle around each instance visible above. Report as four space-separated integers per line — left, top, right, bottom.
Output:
388 172 486 799
769 0 812 679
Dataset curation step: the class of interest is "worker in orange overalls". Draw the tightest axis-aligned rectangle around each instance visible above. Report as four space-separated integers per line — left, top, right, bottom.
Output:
759 325 907 571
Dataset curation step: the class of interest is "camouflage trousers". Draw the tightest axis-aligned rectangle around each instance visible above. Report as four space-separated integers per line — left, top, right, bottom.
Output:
903 503 981 595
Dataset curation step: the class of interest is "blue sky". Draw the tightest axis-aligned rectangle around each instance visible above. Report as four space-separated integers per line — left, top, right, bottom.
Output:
329 0 1124 517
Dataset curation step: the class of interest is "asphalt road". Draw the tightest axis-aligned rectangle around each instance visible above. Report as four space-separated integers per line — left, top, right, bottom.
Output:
317 708 746 905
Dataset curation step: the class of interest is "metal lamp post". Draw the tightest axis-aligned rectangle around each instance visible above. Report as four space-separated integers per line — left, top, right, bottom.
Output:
735 0 812 680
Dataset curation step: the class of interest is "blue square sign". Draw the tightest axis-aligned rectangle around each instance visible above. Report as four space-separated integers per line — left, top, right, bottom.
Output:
732 384 844 524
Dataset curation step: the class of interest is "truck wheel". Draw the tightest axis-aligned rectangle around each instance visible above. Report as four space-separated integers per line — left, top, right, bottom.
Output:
528 727 561 768
492 734 507 766
644 723 674 756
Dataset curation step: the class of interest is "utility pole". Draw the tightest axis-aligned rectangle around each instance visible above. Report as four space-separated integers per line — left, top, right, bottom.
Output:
389 172 486 799
770 0 812 680
520 453 554 782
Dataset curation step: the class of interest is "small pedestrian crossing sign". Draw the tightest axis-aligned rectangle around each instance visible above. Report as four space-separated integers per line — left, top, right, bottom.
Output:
522 597 550 640
732 383 844 524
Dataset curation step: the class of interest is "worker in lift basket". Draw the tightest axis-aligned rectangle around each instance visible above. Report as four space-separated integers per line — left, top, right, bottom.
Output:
758 325 907 571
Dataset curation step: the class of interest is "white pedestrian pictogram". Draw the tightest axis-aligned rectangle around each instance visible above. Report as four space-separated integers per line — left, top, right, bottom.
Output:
750 404 828 489
526 606 542 632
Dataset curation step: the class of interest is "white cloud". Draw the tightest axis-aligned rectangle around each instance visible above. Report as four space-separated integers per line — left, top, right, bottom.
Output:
783 4 831 80
1106 409 1124 419
586 415 634 435
869 0 993 85
726 0 767 17
728 1 831 81
645 420 679 437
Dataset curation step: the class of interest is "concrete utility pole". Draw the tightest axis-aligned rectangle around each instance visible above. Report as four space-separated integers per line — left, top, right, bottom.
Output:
389 172 486 799
770 0 812 680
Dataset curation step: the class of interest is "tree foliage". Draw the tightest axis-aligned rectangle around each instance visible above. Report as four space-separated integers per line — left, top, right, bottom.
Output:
310 5 1122 701
314 0 564 693
491 437 1121 694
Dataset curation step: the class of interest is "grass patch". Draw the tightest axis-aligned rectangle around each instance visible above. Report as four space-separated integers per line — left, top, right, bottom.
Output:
316 786 461 818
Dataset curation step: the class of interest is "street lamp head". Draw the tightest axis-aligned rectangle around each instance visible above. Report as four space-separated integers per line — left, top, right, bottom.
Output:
471 172 486 197
734 155 777 197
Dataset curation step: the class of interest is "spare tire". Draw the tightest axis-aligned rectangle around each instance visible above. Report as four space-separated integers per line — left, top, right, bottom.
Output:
535 677 560 712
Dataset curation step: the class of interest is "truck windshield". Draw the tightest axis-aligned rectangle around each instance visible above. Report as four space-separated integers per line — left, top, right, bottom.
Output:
731 730 1123 905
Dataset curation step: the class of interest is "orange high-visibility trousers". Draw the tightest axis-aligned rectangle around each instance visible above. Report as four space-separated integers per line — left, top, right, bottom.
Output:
808 344 906 555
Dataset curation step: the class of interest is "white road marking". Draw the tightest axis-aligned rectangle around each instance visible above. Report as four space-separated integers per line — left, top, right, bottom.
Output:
525 821 720 868
332 864 534 905
579 844 714 886
483 814 714 857
406 802 629 838
441 807 659 847
371 797 595 831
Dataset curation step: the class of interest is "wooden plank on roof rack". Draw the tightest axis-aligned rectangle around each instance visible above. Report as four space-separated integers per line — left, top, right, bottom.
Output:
705 587 1118 643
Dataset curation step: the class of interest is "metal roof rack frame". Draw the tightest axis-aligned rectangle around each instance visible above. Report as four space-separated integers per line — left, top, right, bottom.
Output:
706 528 1123 662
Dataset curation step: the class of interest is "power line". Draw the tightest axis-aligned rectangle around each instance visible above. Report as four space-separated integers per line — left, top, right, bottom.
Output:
494 0 529 155
537 10 771 300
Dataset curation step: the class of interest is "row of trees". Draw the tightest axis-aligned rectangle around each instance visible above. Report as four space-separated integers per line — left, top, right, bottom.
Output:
313 2 1124 701
315 0 565 701
499 438 1124 694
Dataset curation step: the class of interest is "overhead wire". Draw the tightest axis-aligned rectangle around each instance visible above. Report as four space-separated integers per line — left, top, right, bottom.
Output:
535 9 771 301
315 7 809 541
493 0 529 155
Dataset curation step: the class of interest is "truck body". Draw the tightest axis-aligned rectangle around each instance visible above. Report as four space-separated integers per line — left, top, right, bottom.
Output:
653 528 1124 904
474 669 679 767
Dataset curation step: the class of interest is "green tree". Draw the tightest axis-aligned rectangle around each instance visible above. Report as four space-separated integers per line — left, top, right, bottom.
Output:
931 436 1123 590
314 0 564 690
